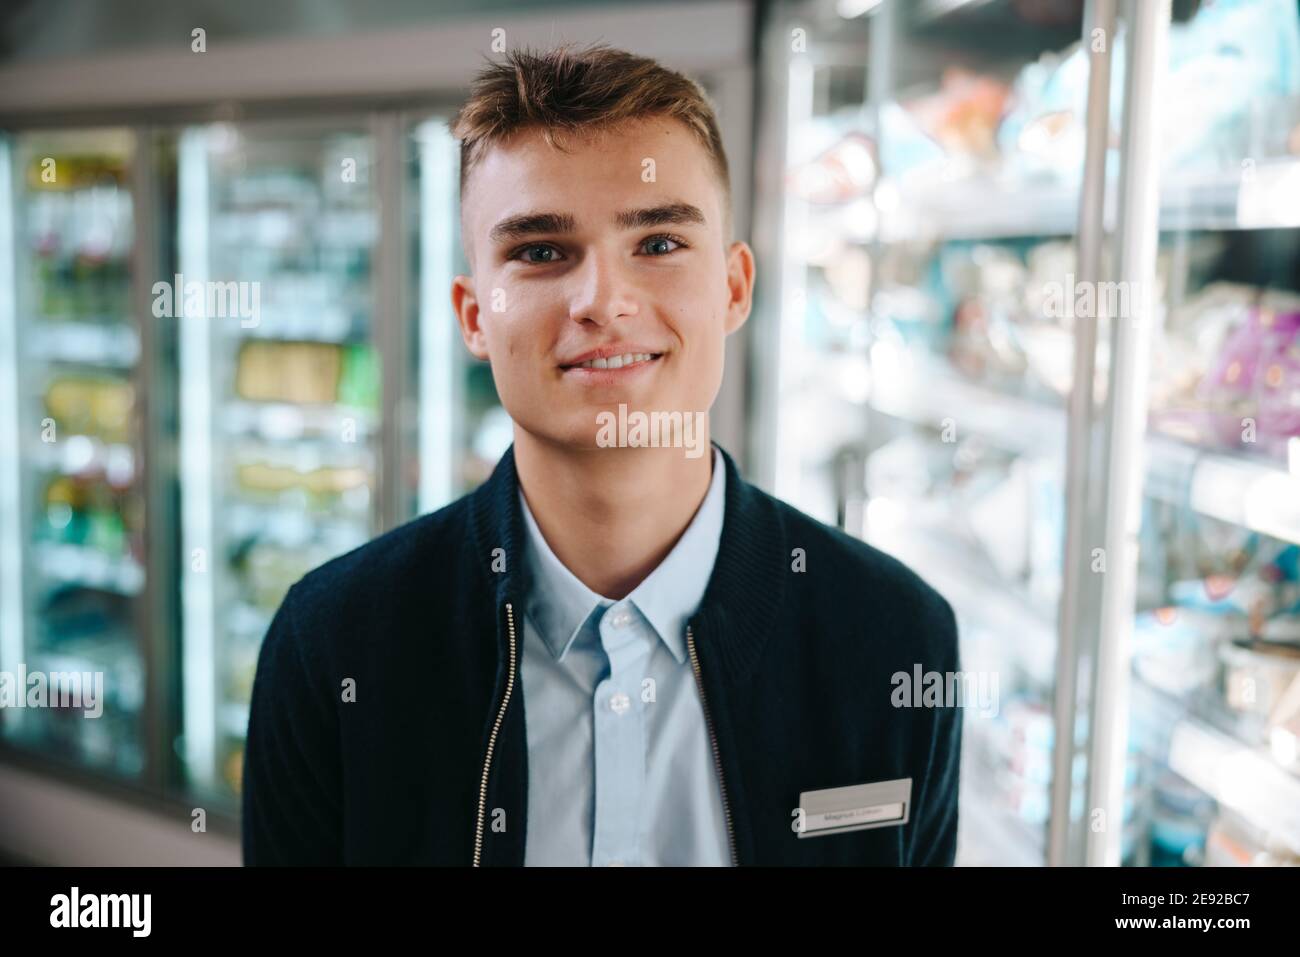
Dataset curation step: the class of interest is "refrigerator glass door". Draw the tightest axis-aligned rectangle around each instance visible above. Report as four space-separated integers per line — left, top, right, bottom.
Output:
0 129 148 780
176 120 381 805
1119 0 1300 868
758 0 1106 864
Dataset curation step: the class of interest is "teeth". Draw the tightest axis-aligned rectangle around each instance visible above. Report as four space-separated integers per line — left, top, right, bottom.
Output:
574 353 655 369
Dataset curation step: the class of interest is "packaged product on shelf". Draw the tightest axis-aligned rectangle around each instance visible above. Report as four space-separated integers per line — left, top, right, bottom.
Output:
1205 806 1300 866
942 245 1031 387
996 35 1104 186
1152 286 1300 459
235 461 370 503
24 153 129 191
43 476 84 545
337 343 381 411
1133 607 1243 698
302 465 369 496
999 0 1300 182
234 461 297 494
784 128 877 205
43 376 135 444
903 67 1010 162
235 340 342 405
1156 0 1300 175
1221 637 1300 745
1196 307 1288 447
1149 770 1216 867
1253 309 1300 459
40 475 131 558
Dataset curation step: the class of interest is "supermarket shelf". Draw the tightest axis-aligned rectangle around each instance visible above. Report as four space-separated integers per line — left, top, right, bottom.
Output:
872 356 1300 544
224 500 369 548
878 175 1088 242
870 353 1063 455
222 400 377 441
1145 434 1300 546
1131 676 1300 855
1167 716 1300 857
26 320 139 368
229 435 375 470
238 313 363 344
34 543 145 597
28 436 134 481
873 158 1300 242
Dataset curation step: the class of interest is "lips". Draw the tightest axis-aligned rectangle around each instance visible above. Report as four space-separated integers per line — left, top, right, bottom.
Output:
566 352 659 370
558 345 665 370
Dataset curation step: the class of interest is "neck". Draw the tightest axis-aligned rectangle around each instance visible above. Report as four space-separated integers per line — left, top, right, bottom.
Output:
512 423 715 600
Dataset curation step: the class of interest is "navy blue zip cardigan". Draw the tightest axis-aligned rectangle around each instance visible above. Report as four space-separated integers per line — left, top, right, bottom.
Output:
242 442 963 866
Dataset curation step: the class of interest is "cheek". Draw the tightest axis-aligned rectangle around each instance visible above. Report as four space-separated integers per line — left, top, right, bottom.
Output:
668 280 725 350
496 308 549 365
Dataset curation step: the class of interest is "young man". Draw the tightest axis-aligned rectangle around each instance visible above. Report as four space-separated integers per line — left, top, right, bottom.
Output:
242 45 962 866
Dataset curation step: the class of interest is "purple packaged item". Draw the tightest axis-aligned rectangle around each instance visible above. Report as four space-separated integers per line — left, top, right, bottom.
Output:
1254 310 1300 458
1192 307 1300 456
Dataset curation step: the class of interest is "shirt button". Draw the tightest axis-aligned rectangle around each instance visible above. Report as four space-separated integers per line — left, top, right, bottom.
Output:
608 691 631 715
611 611 632 627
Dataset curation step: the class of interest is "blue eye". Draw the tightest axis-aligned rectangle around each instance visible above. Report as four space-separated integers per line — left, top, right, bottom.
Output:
641 235 685 255
514 244 561 263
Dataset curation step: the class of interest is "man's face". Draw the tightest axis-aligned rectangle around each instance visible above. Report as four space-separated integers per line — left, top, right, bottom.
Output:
452 116 754 451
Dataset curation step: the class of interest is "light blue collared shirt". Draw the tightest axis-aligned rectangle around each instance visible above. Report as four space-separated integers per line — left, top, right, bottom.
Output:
517 445 731 866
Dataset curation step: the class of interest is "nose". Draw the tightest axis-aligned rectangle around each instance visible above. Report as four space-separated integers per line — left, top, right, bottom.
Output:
567 246 639 327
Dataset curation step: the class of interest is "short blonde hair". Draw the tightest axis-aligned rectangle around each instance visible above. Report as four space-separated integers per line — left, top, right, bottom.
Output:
451 43 731 227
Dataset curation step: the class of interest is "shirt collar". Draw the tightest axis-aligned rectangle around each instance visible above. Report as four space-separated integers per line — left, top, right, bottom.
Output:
518 491 609 662
518 445 726 665
472 441 787 687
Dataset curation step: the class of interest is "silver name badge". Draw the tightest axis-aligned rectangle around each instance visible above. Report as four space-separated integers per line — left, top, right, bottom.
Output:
797 777 912 838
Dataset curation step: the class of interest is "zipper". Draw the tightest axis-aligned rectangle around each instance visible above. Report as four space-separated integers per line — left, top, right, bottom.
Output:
473 601 518 867
686 624 738 866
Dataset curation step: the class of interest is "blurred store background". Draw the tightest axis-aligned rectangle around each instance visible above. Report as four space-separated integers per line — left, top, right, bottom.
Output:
1 0 1299 867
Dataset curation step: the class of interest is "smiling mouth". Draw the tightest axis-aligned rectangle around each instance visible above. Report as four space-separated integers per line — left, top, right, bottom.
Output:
561 352 663 371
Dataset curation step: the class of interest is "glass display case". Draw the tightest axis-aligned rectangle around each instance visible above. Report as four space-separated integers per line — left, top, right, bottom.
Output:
0 10 758 857
175 120 382 804
0 128 149 780
754 0 1300 866
1121 0 1300 867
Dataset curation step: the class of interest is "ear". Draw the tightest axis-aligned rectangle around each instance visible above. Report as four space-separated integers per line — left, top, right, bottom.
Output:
451 274 490 360
723 240 755 336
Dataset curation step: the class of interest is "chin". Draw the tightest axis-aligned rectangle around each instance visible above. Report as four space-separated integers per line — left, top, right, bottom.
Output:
517 417 611 451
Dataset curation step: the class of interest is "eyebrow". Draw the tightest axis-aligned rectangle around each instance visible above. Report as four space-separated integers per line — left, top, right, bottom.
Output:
489 211 576 243
614 202 707 230
488 202 707 244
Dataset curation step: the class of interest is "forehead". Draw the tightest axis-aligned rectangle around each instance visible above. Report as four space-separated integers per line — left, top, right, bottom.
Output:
463 116 724 232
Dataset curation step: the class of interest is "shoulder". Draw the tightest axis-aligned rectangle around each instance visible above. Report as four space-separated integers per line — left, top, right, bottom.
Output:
280 491 480 634
761 487 958 659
